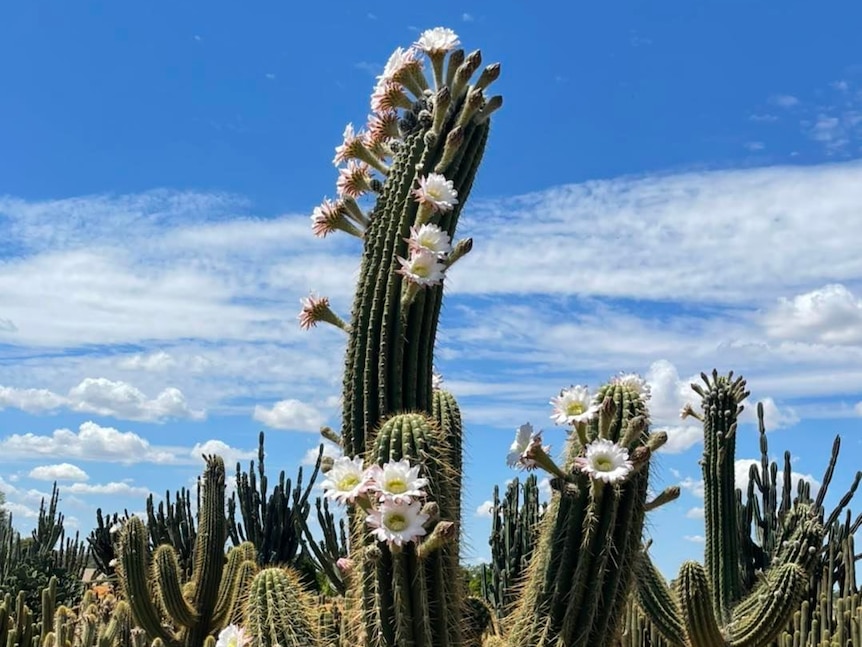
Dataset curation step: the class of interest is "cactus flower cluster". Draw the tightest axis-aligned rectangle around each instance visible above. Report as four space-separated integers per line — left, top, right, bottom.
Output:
322 456 433 548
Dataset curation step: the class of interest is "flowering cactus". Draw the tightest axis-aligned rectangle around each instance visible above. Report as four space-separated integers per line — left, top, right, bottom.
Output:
299 25 680 647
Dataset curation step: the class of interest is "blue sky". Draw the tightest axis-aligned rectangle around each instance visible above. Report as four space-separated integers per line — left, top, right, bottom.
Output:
1 1 861 580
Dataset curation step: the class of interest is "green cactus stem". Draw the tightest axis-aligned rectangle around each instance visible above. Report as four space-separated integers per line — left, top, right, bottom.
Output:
117 456 258 647
506 377 662 647
244 567 319 647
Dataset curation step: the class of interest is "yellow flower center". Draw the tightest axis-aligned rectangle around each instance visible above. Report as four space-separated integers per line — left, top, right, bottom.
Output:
566 402 585 416
594 455 614 472
386 478 408 494
386 513 408 532
338 474 360 491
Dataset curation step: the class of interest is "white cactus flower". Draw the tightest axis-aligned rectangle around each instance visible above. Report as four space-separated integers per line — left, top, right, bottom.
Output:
415 27 460 55
366 499 429 547
406 223 453 257
550 385 598 426
367 458 429 504
412 173 458 212
321 456 371 504
215 625 249 647
396 249 447 286
574 438 633 484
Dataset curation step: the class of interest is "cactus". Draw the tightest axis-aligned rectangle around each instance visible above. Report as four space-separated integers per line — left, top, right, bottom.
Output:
116 455 258 647
303 26 500 647
243 567 319 647
504 378 665 647
482 475 544 619
632 371 861 647
227 431 323 589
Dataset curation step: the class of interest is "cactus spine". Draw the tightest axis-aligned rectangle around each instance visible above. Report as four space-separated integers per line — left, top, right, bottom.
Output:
117 455 257 647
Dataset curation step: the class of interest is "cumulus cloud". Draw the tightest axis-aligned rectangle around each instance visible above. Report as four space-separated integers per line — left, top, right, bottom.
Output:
658 426 703 454
476 500 494 518
28 463 89 482
0 421 176 463
739 396 799 430
253 399 326 432
0 378 203 422
68 378 204 421
762 284 862 345
684 534 705 543
190 440 257 469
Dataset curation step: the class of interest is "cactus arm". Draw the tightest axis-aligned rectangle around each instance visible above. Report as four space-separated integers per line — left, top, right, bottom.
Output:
633 551 688 647
676 561 727 647
117 516 178 646
153 544 200 628
727 563 807 647
211 542 257 628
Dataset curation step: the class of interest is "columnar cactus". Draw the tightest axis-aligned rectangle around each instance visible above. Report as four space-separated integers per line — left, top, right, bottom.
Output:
634 371 832 647
116 456 258 647
505 377 666 647
482 474 544 619
303 26 501 647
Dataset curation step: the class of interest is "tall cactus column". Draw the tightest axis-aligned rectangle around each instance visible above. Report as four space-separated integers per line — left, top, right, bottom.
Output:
696 371 746 623
303 27 502 647
116 455 259 647
634 371 826 647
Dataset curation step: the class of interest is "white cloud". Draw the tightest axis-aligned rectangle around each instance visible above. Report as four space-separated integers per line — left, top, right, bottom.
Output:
190 440 257 469
118 351 177 372
0 386 66 413
686 506 704 519
659 426 703 454
253 399 326 432
455 162 862 303
0 377 203 422
475 500 494 518
68 378 204 421
855 401 862 416
739 396 799 430
1 421 183 464
4 501 39 519
28 463 89 482
684 534 705 543
65 482 151 497
762 284 862 345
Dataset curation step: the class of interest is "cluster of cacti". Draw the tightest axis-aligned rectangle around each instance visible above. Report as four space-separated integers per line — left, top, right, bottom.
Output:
1 483 89 617
5 26 862 647
115 455 258 647
481 474 545 619
631 371 860 647
0 576 133 647
227 431 323 590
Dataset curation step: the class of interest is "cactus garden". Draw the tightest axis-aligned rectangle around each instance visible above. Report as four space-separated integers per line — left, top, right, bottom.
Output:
1 23 861 647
